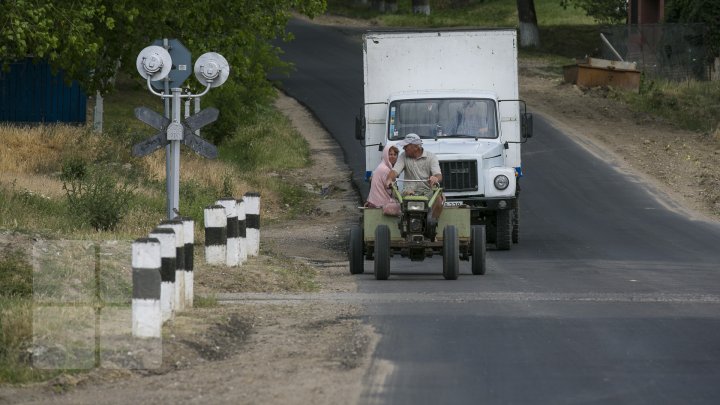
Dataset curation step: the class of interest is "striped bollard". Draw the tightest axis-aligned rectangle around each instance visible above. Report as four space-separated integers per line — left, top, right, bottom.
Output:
180 217 194 308
216 198 240 267
159 219 185 312
204 204 227 265
132 238 162 338
237 198 248 264
148 227 176 322
244 192 261 256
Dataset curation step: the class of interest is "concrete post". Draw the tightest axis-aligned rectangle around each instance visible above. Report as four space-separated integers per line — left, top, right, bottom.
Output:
244 192 261 256
216 198 240 267
158 219 185 312
179 217 194 307
204 204 227 265
237 198 247 264
148 227 176 322
131 238 162 338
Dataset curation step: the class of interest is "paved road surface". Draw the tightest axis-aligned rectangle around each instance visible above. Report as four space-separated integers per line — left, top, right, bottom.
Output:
273 18 720 404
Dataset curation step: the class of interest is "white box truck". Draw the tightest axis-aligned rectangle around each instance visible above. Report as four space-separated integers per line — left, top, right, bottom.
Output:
355 29 533 250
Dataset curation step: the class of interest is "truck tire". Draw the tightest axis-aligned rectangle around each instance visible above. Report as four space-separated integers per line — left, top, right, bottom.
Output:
471 225 487 275
348 225 364 274
442 225 459 280
496 209 512 251
374 225 391 280
512 203 519 244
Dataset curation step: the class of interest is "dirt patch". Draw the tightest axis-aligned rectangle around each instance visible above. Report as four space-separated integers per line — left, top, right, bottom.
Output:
520 66 720 221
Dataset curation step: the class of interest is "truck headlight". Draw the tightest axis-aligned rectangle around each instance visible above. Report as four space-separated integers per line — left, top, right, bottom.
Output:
407 201 426 211
494 175 509 190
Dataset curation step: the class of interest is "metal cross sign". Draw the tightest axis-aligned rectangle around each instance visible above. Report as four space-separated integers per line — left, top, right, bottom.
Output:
183 107 219 159
132 107 170 157
132 107 218 158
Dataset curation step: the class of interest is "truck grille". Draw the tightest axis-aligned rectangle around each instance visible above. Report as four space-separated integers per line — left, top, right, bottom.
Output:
439 160 478 192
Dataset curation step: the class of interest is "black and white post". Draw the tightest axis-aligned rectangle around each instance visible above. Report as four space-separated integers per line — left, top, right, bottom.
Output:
132 238 162 338
216 198 240 267
237 198 248 264
159 219 185 312
179 217 194 307
204 204 227 265
244 192 261 256
148 227 176 322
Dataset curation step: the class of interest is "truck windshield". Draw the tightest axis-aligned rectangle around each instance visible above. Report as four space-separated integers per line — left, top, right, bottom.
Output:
388 98 497 140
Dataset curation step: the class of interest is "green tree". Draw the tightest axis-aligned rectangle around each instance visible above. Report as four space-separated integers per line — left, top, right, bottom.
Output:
560 0 627 24
666 0 720 60
1 0 326 98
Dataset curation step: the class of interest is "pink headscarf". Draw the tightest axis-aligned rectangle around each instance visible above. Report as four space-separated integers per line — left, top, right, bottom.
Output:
367 144 400 215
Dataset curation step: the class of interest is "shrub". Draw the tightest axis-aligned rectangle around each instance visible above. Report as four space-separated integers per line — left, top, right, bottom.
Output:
0 251 32 298
61 161 137 231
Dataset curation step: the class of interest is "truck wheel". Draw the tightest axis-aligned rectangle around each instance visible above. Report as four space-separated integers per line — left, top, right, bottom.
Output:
496 210 512 251
471 225 487 275
512 203 519 244
348 225 364 274
374 225 391 280
442 225 459 280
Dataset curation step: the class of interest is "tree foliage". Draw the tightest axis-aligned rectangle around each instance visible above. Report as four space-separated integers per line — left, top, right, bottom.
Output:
560 0 627 24
666 0 720 59
0 0 326 97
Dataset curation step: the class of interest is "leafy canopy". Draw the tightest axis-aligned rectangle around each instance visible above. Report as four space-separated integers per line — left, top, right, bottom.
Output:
559 0 627 24
0 0 326 95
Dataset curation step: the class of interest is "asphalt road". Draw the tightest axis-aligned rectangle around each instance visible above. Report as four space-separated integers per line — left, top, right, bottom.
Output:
273 18 720 404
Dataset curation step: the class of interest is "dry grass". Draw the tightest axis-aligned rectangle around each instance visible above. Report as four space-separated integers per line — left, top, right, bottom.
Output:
0 173 66 199
0 124 102 174
141 152 252 197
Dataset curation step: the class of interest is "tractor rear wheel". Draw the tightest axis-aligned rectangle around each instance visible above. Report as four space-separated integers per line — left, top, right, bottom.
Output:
349 225 364 274
442 225 459 280
374 225 391 280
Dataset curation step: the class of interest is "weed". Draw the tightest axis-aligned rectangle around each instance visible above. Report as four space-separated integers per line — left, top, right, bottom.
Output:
62 164 137 231
219 105 310 172
194 294 219 308
619 78 720 133
0 250 32 298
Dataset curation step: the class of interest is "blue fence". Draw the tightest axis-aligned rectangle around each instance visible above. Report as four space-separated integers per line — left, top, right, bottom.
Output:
0 59 87 124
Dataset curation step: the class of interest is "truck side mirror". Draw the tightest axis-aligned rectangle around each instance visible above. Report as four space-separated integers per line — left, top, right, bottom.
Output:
522 113 534 138
355 115 365 141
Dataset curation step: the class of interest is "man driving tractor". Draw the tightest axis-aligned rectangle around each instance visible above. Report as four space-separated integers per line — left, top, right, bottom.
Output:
384 133 444 220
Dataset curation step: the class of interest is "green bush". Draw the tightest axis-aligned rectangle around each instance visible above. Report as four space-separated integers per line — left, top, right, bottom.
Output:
0 251 32 298
202 78 276 146
62 161 137 231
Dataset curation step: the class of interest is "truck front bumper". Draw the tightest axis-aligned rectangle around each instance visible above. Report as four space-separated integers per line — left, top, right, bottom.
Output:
445 196 516 211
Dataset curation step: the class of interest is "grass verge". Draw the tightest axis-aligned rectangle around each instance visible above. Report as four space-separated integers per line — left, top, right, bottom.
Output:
0 72 317 384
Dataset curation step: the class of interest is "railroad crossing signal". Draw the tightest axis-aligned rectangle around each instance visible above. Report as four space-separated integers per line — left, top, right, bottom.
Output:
136 41 229 219
132 107 218 159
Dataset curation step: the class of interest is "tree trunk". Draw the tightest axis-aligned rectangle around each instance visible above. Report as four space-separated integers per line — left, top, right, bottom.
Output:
412 0 430 15
517 0 540 48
